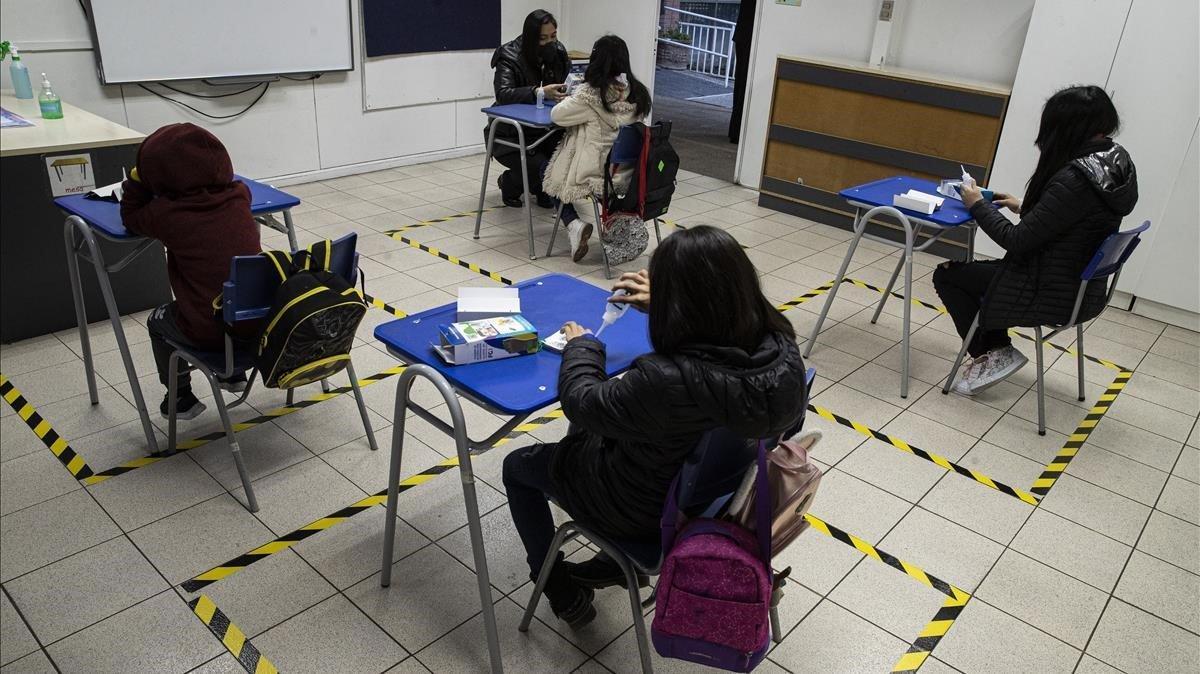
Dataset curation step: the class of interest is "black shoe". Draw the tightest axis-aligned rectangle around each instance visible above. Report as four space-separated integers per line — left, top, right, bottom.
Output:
565 555 650 590
542 564 597 628
497 175 522 208
160 391 206 420
536 192 555 209
216 372 248 393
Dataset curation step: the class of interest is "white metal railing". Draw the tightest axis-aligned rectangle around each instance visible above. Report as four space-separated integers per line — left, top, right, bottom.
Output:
657 6 736 86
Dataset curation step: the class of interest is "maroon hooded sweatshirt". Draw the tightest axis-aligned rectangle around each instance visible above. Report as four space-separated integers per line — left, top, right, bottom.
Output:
121 123 260 347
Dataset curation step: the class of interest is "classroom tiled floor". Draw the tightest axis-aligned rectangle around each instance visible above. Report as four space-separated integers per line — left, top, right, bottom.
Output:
2 156 1199 673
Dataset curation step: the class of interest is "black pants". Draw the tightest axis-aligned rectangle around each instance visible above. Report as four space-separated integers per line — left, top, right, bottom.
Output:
147 302 199 394
502 443 562 577
493 127 560 198
932 260 1012 358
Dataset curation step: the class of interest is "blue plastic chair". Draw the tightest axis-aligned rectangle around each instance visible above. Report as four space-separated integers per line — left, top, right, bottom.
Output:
164 233 378 512
942 221 1150 434
519 368 816 673
546 125 666 278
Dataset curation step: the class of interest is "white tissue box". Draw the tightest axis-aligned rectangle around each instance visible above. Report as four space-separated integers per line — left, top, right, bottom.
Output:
893 189 943 214
456 287 520 322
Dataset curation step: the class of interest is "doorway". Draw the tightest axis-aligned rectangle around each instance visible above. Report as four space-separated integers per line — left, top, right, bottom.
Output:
653 0 753 183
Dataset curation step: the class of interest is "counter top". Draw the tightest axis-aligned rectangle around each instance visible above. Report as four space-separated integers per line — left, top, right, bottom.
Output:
1 92 144 158
778 55 1012 97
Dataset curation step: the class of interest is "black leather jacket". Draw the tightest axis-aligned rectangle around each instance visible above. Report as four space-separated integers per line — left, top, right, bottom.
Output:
491 36 569 105
486 37 569 156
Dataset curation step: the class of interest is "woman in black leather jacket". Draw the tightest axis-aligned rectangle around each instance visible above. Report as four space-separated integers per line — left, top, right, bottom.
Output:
487 9 569 208
502 226 809 627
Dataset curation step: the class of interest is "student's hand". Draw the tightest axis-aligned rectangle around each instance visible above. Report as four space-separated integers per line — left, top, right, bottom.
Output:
611 270 650 312
541 84 567 102
992 192 1021 212
959 180 984 208
562 321 591 341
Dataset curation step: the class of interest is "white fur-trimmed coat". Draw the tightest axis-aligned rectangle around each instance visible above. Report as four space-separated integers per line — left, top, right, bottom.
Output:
543 83 642 210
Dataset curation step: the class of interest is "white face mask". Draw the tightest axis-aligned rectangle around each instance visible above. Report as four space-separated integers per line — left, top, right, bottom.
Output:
616 73 629 87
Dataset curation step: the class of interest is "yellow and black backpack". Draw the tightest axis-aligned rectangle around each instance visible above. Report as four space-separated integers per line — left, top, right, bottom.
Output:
257 240 367 389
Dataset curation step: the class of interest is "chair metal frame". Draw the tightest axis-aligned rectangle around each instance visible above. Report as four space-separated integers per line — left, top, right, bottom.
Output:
163 234 379 512
941 221 1150 435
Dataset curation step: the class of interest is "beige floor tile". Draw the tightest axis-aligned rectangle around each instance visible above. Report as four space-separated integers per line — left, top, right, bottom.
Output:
254 594 407 673
811 383 904 430
1011 509 1132 593
935 599 1080 673
878 508 1003 593
919 472 1034 544
1066 444 1169 506
807 469 911 542
1137 510 1199 575
827 555 948 641
1087 415 1185 472
1157 475 1200 525
1114 550 1200 633
1039 475 1151 546
1087 599 1200 673
837 438 947 503
975 550 1108 648
909 386 1003 438
766 600 908 674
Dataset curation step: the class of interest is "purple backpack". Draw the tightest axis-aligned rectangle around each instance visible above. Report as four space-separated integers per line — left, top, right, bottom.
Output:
651 440 773 672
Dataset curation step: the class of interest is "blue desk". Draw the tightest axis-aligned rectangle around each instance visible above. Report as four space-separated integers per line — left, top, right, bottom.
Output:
473 103 559 260
374 273 651 673
804 176 979 398
58 176 302 455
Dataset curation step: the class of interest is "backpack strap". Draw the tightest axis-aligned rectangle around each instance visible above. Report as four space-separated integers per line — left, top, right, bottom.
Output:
754 439 772 564
635 123 651 218
262 250 294 283
304 239 333 272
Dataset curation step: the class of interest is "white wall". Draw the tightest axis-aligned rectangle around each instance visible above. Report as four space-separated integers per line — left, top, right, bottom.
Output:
0 0 563 182
559 0 659 96
735 0 1036 188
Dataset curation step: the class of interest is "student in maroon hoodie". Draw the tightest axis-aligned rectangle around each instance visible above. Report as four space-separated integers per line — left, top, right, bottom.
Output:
121 123 260 420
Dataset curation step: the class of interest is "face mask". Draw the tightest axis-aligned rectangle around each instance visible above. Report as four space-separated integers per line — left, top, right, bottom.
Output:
538 41 559 64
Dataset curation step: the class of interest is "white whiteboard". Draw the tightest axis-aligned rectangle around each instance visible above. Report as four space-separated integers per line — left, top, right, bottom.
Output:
86 0 353 83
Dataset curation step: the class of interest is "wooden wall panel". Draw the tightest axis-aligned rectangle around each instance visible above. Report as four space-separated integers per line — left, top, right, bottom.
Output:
770 80 1003 167
763 141 941 193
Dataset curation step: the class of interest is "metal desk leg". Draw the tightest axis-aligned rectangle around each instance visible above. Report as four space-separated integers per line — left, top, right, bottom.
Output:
474 120 499 240
382 365 503 673
900 219 915 399
513 123 536 260
870 223 925 325
282 208 299 253
64 216 160 454
804 208 867 358
64 224 99 406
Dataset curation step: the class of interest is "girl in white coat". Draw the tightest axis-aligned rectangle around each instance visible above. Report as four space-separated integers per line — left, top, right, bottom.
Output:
542 35 652 262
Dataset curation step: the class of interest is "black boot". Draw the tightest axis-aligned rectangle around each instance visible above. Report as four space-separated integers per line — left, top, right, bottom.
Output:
497 174 522 208
536 191 555 209
539 560 596 628
565 553 650 590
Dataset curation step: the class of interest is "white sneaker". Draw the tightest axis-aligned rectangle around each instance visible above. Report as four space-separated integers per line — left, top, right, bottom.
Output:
952 356 986 396
566 219 592 262
969 346 1028 394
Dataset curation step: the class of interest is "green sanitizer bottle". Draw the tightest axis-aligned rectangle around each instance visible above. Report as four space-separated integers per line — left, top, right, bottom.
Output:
38 73 63 119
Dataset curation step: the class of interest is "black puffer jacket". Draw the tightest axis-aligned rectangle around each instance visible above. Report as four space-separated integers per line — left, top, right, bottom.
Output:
973 139 1138 329
486 37 568 157
549 331 809 541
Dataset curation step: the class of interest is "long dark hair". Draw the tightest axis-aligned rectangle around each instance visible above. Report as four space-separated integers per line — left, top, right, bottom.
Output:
520 10 557 72
1024 85 1120 212
648 226 794 354
584 35 652 118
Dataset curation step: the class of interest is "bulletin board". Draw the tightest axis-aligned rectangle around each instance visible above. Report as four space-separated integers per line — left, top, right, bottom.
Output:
363 0 502 57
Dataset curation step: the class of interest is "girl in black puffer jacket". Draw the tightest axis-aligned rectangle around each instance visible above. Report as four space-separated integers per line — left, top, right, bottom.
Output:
936 85 1138 396
503 226 809 627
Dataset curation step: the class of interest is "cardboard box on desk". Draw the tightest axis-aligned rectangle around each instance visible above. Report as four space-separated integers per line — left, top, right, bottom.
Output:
435 315 541 365
457 287 520 322
893 189 944 215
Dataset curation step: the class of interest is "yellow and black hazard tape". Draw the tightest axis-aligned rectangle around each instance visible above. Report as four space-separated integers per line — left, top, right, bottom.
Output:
1030 368 1132 497
381 206 503 235
803 513 971 671
386 234 513 286
189 595 277 674
840 277 946 314
83 366 407 485
362 291 407 319
777 281 836 312
809 403 1040 505
804 513 963 598
893 586 971 672
182 406 566 592
0 374 95 481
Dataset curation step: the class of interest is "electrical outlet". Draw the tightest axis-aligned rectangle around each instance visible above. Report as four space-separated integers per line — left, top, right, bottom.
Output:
879 0 894 21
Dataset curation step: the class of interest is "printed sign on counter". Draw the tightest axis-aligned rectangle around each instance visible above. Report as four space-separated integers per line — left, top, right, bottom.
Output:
45 152 96 197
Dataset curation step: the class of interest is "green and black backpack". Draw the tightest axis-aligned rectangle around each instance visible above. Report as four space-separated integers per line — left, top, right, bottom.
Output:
256 240 367 389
